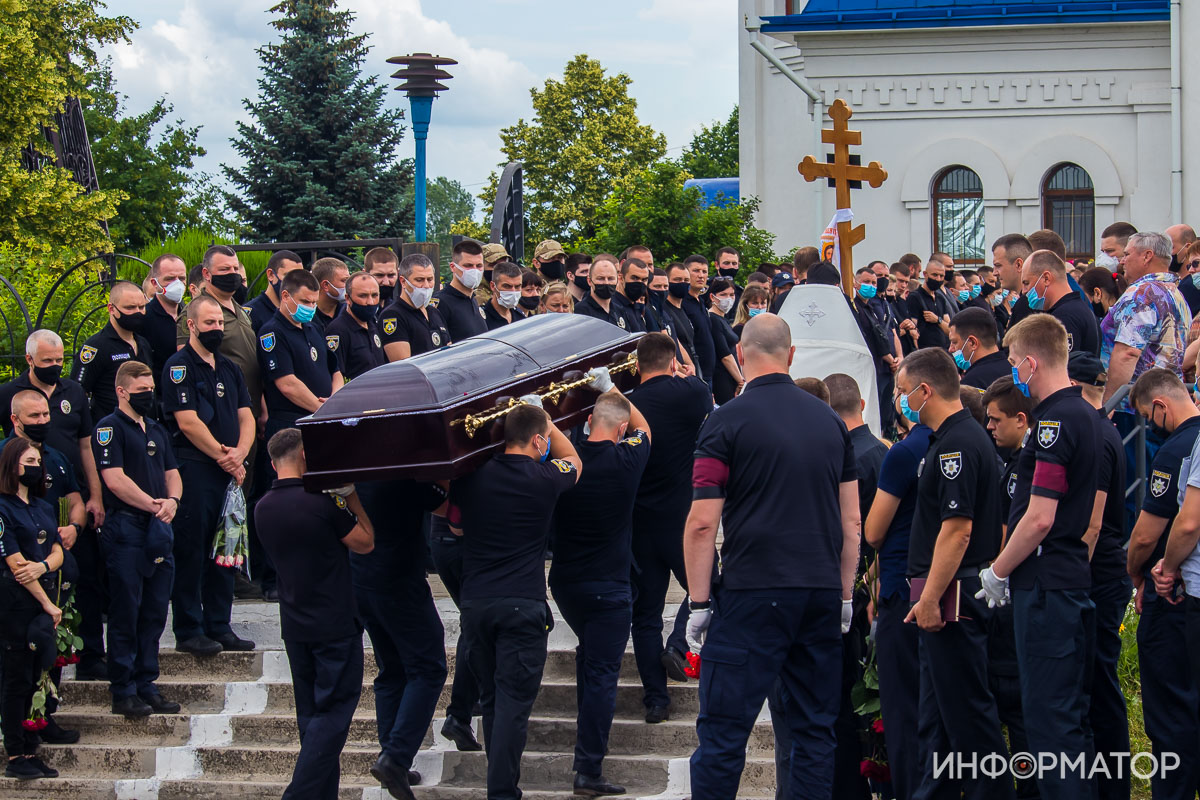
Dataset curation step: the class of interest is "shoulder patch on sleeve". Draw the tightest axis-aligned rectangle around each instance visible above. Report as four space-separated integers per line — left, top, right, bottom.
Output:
1037 420 1060 448
96 427 113 446
259 332 276 352
383 318 397 335
550 458 575 474
326 335 340 352
428 297 440 308
79 345 97 364
1151 469 1172 498
939 452 962 480
624 435 644 447
169 365 186 384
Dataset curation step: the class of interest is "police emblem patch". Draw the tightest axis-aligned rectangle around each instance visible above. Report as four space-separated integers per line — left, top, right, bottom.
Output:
169 366 186 384
216 382 225 398
96 427 113 446
37 530 46 545
432 332 442 346
334 495 347 510
1066 333 1075 352
939 452 962 480
79 345 97 364
260 332 276 352
146 439 158 457
1151 469 1171 498
618 317 627 329
383 318 397 335
550 458 574 474
326 335 340 352
309 346 318 362
60 399 71 415
1007 472 1017 497
478 307 486 319
373 334 382 348
917 457 925 477
429 297 440 308
1037 420 1060 448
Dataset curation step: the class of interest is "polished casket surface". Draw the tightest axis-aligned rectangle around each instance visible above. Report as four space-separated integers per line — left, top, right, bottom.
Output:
298 313 642 489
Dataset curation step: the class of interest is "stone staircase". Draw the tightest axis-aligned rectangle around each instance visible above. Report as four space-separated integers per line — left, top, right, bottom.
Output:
0 603 779 799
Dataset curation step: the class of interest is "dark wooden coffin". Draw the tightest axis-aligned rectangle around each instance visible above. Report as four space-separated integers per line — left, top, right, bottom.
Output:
298 313 643 490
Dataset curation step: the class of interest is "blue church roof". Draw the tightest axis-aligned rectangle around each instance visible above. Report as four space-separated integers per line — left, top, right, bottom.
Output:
760 1 1168 33
684 178 740 208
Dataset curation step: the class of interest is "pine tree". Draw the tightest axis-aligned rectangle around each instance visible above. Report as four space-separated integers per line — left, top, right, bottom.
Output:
224 0 412 242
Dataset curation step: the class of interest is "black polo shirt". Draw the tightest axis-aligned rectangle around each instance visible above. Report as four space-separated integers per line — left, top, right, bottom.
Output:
1007 386 1098 591
849 424 888 523
961 350 1011 391
1049 292 1100 357
628 374 712 525
483 300 526 331
693 373 856 590
143 297 179 381
92 409 177 514
908 408 1003 578
0 495 61 566
710 312 741 404
254 477 361 642
1000 450 1020 524
161 344 252 460
245 291 279 333
1093 409 1128 586
451 452 578 602
662 303 698 375
72 322 153 420
575 294 635 332
313 304 339 334
0 435 79 508
433 285 487 342
257 310 338 422
550 432 650 586
0 374 92 485
1137 415 1200 595
612 293 646 333
380 299 451 356
351 479 447 588
682 295 716 383
906 288 952 350
324 311 386 381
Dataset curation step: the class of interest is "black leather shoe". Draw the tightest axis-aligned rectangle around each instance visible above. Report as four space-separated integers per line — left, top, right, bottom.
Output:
26 756 58 778
408 769 421 785
370 752 415 800
661 647 690 682
212 633 255 652
112 695 153 719
39 716 80 744
263 588 280 602
575 773 626 796
74 660 108 681
5 757 41 780
176 636 222 657
139 693 181 714
440 716 482 751
233 572 263 600
645 705 670 724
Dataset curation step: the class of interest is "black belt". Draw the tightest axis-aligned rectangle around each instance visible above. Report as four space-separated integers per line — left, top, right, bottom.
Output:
113 509 153 524
909 565 983 582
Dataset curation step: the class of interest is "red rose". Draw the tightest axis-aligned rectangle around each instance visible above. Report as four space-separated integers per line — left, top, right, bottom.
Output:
872 718 884 734
684 651 701 679
67 654 80 665
859 759 873 777
21 720 37 731
53 656 67 668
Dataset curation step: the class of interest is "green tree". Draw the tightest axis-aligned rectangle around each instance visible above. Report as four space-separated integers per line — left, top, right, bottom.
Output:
679 106 739 179
405 175 477 257
84 60 211 253
224 0 412 242
583 160 774 267
486 55 666 244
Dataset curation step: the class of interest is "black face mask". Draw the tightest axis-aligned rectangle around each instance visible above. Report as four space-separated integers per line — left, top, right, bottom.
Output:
115 310 146 333
624 282 648 303
349 302 378 322
877 276 889 294
668 282 691 299
518 295 540 311
572 274 590 292
232 282 249 304
1092 301 1105 319
926 278 944 292
210 272 242 294
197 329 224 353
1170 253 1182 273
593 284 615 301
21 422 48 444
718 268 738 279
540 261 565 281
18 466 43 490
31 364 60 386
128 390 156 418
483 269 493 286
378 284 394 303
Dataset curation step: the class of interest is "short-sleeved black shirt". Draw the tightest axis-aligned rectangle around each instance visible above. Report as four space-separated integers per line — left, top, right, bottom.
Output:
550 432 651 586
709 312 741 405
1093 409 1128 585
1007 386 1098 591
483 301 526 331
961 350 1012 391
452 452 578 602
611 293 646 333
908 408 1004 578
662 303 698 376
351 479 447 588
0 374 92 488
681 295 717 383
324 311 386 381
575 294 636 333
693 373 856 590
906 288 952 351
257 310 338 422
1 435 80 507
0 494 61 567
1049 292 1101 357
1000 450 1020 524
1136 415 1200 594
72 323 153 420
143 298 179 382
245 292 279 333
379 299 451 355
313 303 341 334
849 424 889 523
433 285 488 342
161 344 252 460
92 410 178 514
253 477 361 642
627 374 712 524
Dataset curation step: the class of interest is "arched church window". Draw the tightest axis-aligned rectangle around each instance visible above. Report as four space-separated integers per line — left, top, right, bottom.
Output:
1042 163 1095 262
932 166 984 265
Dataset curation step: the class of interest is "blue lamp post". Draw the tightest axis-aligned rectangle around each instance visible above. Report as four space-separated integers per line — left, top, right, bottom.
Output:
387 53 457 242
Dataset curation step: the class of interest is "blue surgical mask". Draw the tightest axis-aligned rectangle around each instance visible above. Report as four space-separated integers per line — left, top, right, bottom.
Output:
748 308 765 317
953 342 974 370
899 385 926 424
288 297 316 324
1011 356 1033 397
538 434 551 463
957 290 970 303
1026 276 1046 310
858 284 877 300
970 285 982 298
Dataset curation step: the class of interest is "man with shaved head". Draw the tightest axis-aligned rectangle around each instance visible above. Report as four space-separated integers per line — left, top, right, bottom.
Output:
1166 224 1200 315
72 281 153 419
683 313 861 796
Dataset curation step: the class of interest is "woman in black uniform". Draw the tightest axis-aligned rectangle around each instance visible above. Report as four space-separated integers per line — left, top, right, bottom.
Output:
0 438 64 780
707 278 744 405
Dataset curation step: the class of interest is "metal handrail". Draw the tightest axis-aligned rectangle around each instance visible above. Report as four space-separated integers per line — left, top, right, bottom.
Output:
1103 384 1146 508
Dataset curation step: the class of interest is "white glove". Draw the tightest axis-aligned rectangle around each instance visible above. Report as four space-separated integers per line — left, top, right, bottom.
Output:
685 607 712 654
519 394 543 409
587 366 615 393
841 600 853 634
975 566 1010 608
324 484 354 498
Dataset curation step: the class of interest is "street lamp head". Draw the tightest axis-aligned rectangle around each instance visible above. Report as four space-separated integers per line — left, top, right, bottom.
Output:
387 53 457 97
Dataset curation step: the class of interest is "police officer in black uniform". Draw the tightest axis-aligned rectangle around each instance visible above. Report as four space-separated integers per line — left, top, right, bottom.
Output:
895 348 1013 800
683 314 859 798
163 296 256 656
981 314 1097 800
435 240 489 342
73 281 152 420
380 254 451 360
324 273 387 381
257 270 343 441
950 308 1010 390
143 254 188 381
1022 250 1101 356
92 361 182 719
450 403 581 800
483 261 527 331
550 376 651 795
254 429 374 800
615 257 651 334
574 258 638 332
245 250 305 333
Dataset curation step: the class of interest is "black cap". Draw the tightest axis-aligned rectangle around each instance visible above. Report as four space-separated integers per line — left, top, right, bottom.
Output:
26 614 56 674
807 261 841 286
1067 350 1106 387
137 519 174 577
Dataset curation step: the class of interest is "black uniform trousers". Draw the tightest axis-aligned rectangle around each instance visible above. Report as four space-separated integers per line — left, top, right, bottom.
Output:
690 586 841 800
282 634 363 800
354 569 447 770
986 605 1035 800
247 439 277 593
1090 576 1132 800
876 368 896 436
630 513 691 710
461 596 550 800
1012 583 1094 800
1138 593 1200 800
170 457 236 641
74 521 108 670
875 592 921 800
914 579 1014 800
550 581 632 778
102 511 173 700
1 642 40 758
430 525 480 726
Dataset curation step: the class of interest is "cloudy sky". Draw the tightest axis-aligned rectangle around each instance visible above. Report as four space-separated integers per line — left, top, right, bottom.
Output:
101 0 738 219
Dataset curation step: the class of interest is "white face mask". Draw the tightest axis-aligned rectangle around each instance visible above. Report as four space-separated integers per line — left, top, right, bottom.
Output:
1095 251 1120 270
457 266 483 290
161 279 185 304
715 296 734 314
408 285 433 308
497 290 521 309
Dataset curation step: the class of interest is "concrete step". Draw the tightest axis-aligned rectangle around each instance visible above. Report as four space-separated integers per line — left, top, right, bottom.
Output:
439 750 672 793
59 679 226 713
0 776 119 799
523 715 774 758
38 742 157 777
158 778 373 799
229 713 433 749
153 650 265 681
49 710 192 746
